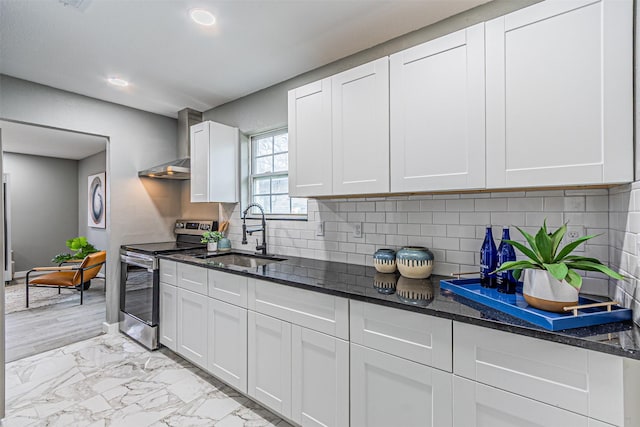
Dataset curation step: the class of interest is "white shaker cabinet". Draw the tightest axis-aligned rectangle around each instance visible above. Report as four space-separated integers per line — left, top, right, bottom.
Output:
350 343 453 427
291 326 349 427
158 283 177 351
453 376 591 427
207 298 247 393
390 23 485 192
190 120 239 202
486 0 633 188
289 58 390 197
332 57 389 195
176 288 209 369
288 78 333 197
247 311 292 419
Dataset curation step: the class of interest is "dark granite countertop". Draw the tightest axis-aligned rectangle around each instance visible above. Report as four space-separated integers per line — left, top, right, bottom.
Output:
159 249 640 361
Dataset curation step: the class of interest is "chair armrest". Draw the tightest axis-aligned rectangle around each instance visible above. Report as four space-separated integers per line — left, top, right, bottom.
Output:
32 266 75 272
80 261 106 271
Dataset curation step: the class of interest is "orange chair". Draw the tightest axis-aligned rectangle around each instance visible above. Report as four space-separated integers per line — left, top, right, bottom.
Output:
25 251 106 307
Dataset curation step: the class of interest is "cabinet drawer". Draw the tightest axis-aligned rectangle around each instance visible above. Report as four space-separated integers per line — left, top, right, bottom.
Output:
159 259 177 285
453 375 590 427
248 279 349 340
176 263 207 295
350 300 452 372
453 322 625 425
208 270 248 308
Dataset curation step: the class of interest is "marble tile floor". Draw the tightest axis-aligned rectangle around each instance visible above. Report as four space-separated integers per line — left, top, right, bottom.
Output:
2 333 293 427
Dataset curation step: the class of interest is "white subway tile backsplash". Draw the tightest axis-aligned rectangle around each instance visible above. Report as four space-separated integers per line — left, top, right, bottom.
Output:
365 212 386 223
432 237 460 250
446 199 475 212
433 212 460 225
356 202 375 211
397 200 420 212
563 196 586 212
475 198 507 212
526 212 563 227
586 195 608 212
507 197 543 212
446 225 476 238
386 212 408 223
398 224 421 236
376 201 396 212
407 212 433 224
386 234 408 247
420 200 445 211
490 212 525 227
460 212 490 225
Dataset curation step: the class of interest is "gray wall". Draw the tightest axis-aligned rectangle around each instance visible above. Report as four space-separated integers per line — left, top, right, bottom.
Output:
3 152 79 271
78 150 108 252
0 75 180 324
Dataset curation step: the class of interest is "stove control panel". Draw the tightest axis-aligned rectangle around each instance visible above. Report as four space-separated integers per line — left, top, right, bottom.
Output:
174 219 218 236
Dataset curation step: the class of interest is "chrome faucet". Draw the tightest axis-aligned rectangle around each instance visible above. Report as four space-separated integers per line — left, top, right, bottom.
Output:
242 203 267 255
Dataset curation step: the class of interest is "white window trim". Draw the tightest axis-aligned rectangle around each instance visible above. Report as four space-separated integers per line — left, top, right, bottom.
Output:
246 128 307 220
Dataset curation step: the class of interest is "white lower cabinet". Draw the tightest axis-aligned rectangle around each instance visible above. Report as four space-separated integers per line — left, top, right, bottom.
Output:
453 375 591 427
350 343 452 427
248 311 293 419
176 288 208 369
159 283 177 351
207 298 247 393
291 326 349 427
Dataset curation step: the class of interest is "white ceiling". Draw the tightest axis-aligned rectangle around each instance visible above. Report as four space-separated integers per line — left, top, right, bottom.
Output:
0 0 490 118
0 121 107 160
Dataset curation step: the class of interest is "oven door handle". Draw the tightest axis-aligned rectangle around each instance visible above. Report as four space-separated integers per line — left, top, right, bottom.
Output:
120 255 155 271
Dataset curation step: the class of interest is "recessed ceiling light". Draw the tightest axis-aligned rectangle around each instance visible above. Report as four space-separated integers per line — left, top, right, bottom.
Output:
107 77 129 87
190 9 216 26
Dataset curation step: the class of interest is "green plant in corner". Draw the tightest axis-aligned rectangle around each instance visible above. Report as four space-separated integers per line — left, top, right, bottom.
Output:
201 231 224 244
493 221 624 289
51 236 99 264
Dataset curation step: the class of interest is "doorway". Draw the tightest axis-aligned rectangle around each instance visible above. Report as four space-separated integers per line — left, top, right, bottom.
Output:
0 120 108 362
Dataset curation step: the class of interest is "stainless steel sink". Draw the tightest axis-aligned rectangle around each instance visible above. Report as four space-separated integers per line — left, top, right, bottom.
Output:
195 252 286 268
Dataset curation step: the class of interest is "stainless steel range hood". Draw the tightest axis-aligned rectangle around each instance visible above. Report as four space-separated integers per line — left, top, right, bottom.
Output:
138 108 202 180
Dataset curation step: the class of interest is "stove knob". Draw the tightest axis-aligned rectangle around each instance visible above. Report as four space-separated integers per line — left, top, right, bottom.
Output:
176 222 184 228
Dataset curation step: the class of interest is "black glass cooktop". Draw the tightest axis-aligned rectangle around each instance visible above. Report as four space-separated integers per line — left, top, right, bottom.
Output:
122 241 205 255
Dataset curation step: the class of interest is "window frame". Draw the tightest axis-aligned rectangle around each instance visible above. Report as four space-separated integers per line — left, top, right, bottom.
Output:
247 128 307 220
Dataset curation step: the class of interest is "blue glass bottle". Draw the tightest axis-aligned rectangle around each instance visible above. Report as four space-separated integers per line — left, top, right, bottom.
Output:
480 226 497 288
496 227 517 294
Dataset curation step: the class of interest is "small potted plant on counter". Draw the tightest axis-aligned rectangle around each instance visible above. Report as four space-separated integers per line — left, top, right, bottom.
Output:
201 231 224 252
493 221 624 312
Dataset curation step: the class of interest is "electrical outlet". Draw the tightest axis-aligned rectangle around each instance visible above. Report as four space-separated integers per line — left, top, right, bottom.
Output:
566 226 586 252
316 221 324 237
353 223 362 238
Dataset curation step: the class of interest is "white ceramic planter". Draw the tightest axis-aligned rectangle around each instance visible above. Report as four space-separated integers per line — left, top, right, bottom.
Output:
522 269 579 313
207 242 218 252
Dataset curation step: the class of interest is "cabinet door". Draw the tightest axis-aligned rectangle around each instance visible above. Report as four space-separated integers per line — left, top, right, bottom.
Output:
190 122 210 202
208 270 248 308
350 343 452 427
247 311 292 418
176 288 208 369
454 376 589 427
291 326 349 427
332 57 389 195
208 298 247 393
159 283 177 351
288 78 333 197
159 259 177 286
207 122 239 203
486 0 632 188
390 23 485 192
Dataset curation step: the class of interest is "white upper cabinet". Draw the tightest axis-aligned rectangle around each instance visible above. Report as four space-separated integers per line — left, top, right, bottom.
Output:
486 0 633 188
390 23 486 192
288 78 333 197
190 120 239 203
332 57 389 195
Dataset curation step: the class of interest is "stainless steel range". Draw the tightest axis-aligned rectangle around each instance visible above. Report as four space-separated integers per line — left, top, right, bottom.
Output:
119 219 216 349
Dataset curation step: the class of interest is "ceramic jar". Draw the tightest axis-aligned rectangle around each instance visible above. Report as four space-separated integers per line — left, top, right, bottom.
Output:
396 246 434 279
217 238 232 252
396 276 434 307
373 248 397 273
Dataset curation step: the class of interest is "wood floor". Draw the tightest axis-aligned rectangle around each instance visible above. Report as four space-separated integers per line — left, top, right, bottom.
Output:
5 278 106 362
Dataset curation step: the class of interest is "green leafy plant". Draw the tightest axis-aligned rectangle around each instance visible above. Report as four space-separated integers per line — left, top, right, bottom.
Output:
201 231 224 244
494 221 624 289
51 236 98 264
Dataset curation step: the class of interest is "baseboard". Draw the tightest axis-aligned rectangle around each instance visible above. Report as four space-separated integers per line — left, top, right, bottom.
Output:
102 322 119 334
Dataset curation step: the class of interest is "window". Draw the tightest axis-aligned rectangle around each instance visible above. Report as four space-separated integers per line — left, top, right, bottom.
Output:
249 128 307 216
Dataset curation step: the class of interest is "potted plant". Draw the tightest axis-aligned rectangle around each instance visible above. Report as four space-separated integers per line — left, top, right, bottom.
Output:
494 221 624 312
52 236 99 264
201 231 224 252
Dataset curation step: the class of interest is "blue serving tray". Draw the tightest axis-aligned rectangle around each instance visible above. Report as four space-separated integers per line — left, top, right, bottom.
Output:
440 278 632 331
